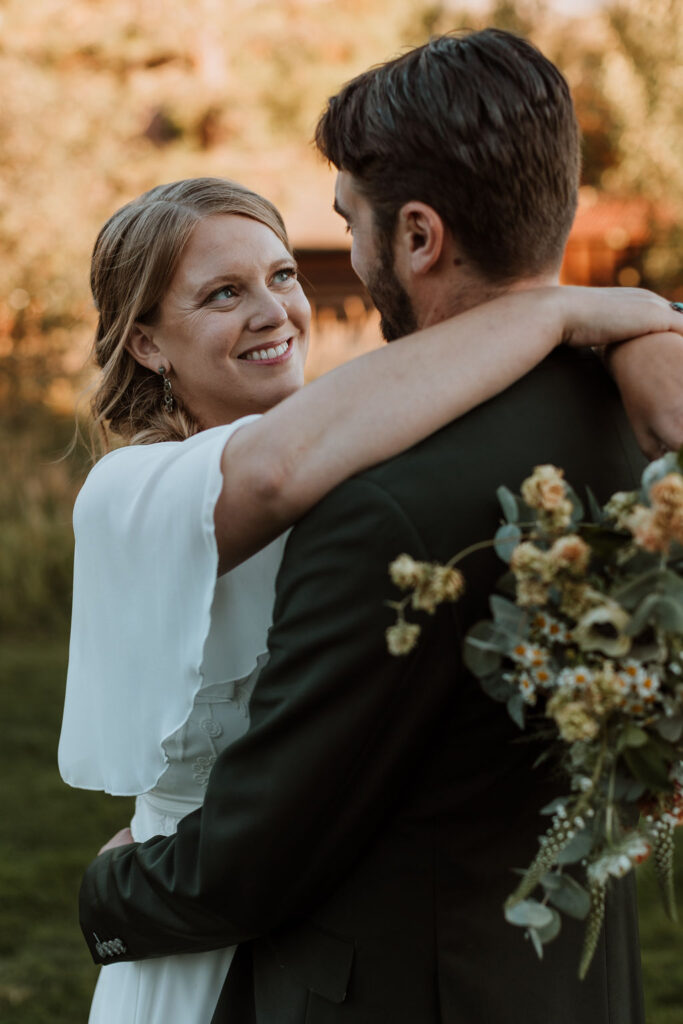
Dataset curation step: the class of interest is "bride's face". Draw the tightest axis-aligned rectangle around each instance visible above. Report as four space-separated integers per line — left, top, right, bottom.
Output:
145 214 310 428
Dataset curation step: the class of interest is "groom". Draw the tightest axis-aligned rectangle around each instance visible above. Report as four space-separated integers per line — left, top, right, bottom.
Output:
80 30 648 1023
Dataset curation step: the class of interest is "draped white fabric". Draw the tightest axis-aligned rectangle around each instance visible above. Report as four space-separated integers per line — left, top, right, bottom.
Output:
59 417 287 796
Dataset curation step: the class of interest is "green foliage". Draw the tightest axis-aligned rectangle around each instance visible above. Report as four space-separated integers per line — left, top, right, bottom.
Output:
0 411 88 635
0 639 133 1024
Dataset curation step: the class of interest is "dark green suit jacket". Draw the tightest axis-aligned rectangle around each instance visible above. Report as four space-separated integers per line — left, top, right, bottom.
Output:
80 348 646 1023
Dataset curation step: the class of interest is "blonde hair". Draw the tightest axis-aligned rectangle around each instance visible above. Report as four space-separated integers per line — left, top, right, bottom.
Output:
90 177 291 449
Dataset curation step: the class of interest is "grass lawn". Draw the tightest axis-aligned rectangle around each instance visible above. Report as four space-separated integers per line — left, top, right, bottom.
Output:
1 637 681 1023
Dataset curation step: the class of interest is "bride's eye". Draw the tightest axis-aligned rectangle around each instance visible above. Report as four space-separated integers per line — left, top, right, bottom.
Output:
273 266 297 284
207 284 236 302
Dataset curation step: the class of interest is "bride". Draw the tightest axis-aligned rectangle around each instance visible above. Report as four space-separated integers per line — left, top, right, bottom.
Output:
59 176 683 1023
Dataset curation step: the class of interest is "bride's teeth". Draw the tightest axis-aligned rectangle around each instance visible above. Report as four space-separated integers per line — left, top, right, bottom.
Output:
244 340 290 361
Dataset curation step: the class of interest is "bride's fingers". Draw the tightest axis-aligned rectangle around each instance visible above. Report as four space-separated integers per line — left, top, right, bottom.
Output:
98 827 134 856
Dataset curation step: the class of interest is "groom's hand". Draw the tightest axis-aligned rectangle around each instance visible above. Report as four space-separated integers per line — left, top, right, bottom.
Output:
98 827 134 856
605 331 683 459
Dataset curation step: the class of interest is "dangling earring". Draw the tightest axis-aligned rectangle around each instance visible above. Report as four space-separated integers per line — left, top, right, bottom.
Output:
158 366 174 412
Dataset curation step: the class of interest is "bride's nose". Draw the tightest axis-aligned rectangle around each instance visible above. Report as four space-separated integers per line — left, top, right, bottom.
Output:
247 290 289 333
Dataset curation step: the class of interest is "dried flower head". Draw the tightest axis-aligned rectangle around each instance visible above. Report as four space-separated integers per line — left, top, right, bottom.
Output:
604 490 638 528
521 464 567 511
549 535 591 576
649 473 683 547
410 564 466 614
516 578 551 608
623 505 670 554
547 696 600 742
389 554 430 590
386 620 421 656
559 582 605 622
510 542 552 580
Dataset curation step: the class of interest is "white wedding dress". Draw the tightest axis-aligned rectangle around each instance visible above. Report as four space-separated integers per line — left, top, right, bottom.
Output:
58 418 289 1024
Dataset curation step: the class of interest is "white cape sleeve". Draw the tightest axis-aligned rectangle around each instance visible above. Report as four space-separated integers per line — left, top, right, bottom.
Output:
58 417 281 796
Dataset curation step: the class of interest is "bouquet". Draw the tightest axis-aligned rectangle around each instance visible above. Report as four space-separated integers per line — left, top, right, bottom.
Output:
386 451 683 977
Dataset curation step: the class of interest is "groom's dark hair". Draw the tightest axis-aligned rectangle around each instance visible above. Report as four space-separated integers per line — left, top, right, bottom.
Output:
315 28 580 283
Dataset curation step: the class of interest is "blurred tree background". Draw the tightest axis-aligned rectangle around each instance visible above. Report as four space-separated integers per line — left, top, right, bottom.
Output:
0 1 681 1020
1 0 682 636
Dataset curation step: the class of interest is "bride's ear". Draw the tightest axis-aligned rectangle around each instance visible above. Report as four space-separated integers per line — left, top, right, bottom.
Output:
125 324 164 373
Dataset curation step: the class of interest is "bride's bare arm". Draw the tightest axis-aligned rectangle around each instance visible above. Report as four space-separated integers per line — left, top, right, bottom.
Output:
215 285 683 572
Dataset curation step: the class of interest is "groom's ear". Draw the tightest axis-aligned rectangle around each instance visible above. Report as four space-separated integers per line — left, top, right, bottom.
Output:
394 201 446 277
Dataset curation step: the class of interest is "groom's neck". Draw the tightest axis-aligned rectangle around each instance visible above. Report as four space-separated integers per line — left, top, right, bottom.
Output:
416 269 561 329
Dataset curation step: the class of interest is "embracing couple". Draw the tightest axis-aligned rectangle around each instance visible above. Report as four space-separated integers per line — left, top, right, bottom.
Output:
60 28 683 1024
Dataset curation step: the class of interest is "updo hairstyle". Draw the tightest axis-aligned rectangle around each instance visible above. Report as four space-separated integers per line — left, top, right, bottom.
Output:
90 177 291 448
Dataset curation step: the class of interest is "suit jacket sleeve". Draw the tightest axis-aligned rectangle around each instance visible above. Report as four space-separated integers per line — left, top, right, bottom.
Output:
79 476 455 962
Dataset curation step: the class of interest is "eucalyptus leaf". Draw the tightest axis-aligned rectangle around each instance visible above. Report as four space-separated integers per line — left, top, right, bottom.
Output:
626 594 683 636
464 641 502 678
612 774 647 801
494 524 522 564
585 487 605 525
540 871 563 891
497 571 518 598
535 906 562 944
556 827 594 865
612 569 666 610
505 899 554 929
566 485 584 523
489 595 528 638
464 621 508 677
497 485 520 525
507 691 526 730
543 874 591 920
528 927 544 959
641 453 680 494
621 744 673 792
616 724 649 753
479 671 516 703
656 716 683 743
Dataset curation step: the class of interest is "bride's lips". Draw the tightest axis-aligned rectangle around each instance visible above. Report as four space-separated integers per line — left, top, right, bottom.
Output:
237 337 294 366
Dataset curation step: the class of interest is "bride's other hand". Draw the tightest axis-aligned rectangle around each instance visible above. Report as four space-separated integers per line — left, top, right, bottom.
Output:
603 331 683 460
559 286 683 349
98 827 134 856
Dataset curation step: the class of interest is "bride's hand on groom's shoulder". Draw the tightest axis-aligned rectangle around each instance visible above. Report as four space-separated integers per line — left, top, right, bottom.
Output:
605 330 683 460
98 827 134 856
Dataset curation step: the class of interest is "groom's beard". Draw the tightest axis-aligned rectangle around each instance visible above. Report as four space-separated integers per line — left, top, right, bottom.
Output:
366 245 418 342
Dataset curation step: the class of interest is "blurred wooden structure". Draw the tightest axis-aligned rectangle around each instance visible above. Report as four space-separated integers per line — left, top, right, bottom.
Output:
561 187 665 288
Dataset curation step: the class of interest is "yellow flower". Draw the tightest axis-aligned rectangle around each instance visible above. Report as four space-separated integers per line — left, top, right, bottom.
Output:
548 697 600 742
386 621 421 656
